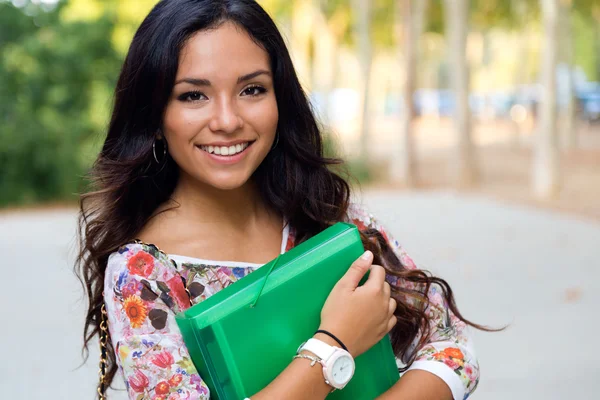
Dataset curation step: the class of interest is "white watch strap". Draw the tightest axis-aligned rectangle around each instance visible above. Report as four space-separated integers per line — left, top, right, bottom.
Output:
300 338 337 361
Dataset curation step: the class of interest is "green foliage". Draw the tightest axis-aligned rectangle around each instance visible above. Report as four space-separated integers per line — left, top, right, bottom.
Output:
0 1 120 206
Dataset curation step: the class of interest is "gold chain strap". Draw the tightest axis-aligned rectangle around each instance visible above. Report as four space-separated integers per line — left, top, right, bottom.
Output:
98 302 108 399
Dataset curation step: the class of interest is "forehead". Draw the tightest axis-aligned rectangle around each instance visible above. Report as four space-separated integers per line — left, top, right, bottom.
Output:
176 22 271 81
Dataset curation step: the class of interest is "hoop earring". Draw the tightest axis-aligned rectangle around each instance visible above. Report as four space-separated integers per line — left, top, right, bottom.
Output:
271 131 279 150
153 138 167 164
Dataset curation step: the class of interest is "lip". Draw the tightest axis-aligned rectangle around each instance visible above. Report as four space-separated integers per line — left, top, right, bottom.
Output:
195 141 254 165
198 139 254 147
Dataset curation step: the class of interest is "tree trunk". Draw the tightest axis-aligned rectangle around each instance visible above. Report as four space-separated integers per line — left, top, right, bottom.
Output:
291 0 314 90
511 0 529 147
533 0 560 198
561 1 577 149
311 5 336 126
444 0 478 187
351 0 373 162
390 0 428 186
594 7 600 82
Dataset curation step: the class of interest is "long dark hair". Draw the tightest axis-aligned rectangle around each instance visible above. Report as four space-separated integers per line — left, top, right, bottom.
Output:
76 0 492 392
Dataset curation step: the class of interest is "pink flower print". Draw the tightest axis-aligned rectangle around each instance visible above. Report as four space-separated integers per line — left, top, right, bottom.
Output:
128 370 149 393
444 358 460 370
152 350 175 369
399 250 417 269
464 364 475 379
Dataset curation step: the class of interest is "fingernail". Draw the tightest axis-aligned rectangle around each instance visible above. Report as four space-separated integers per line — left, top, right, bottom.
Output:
361 250 372 260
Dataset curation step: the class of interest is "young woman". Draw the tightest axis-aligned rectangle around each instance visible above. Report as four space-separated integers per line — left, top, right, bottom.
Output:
77 1 485 399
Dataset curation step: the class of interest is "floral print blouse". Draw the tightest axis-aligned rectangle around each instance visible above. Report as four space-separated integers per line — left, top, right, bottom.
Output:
104 204 479 400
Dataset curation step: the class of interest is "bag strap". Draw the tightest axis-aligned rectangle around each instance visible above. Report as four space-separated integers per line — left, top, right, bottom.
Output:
98 303 108 399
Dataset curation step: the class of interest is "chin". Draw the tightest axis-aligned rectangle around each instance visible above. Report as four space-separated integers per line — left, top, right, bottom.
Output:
204 175 252 191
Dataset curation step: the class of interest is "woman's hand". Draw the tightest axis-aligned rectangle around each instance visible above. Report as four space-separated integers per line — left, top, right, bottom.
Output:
319 250 397 357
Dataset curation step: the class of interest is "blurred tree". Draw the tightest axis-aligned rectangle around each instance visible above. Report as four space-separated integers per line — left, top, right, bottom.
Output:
312 0 352 125
575 0 600 81
0 1 120 206
560 0 578 149
351 0 373 162
533 0 561 198
443 0 479 187
389 0 429 186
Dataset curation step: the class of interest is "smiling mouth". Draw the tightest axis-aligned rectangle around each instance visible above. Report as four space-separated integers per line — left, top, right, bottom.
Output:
198 141 254 156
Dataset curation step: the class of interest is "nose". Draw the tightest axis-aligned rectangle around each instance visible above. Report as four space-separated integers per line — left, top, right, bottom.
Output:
208 96 244 134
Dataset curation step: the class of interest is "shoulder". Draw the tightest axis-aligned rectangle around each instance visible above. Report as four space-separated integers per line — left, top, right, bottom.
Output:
345 202 385 233
106 242 177 282
104 242 190 311
345 203 417 270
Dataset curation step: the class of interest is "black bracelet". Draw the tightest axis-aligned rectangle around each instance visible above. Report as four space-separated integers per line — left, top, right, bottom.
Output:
314 329 349 352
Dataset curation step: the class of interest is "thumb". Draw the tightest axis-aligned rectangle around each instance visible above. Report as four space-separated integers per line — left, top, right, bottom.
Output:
339 251 373 289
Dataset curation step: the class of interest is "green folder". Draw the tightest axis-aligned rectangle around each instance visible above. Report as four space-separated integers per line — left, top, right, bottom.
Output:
175 222 399 399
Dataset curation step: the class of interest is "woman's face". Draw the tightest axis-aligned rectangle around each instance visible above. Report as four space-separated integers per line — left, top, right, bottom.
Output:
163 22 278 191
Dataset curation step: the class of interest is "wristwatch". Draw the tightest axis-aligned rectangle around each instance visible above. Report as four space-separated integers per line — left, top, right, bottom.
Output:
298 338 355 390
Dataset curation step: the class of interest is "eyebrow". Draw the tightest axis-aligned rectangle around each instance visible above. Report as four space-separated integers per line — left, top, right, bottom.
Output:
174 69 271 86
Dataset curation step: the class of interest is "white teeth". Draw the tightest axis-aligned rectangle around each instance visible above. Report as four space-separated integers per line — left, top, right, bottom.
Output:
199 142 251 156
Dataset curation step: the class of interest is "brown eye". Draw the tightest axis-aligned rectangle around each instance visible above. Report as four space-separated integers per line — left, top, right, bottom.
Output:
178 91 207 102
242 85 267 97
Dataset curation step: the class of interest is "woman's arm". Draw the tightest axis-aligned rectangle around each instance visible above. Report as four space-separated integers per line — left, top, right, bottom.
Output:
104 244 211 399
377 370 452 400
249 333 342 400
251 253 397 399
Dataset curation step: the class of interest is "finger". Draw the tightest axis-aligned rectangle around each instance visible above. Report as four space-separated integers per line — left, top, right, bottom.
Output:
364 264 386 289
382 281 391 298
339 251 373 289
388 297 397 316
387 315 398 332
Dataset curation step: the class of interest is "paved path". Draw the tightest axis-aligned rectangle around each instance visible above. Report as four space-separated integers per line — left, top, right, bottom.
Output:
1 191 598 399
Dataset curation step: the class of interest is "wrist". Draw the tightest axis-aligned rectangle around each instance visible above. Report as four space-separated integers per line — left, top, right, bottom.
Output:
313 332 340 348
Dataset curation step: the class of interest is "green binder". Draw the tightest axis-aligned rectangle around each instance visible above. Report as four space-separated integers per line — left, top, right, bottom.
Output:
175 223 399 399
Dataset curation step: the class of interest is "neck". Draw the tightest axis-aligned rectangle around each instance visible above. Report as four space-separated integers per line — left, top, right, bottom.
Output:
169 172 271 229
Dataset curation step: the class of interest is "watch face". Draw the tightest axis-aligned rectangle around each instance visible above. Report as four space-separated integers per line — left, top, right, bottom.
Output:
331 354 354 385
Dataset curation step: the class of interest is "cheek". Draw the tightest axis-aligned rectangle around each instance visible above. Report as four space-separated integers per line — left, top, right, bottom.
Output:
163 104 206 143
249 98 279 138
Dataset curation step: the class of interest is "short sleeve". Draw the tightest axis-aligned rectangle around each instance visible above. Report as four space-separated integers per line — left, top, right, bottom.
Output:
104 243 211 399
347 204 480 399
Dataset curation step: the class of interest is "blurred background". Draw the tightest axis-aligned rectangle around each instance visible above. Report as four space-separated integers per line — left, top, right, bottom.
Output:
0 0 599 399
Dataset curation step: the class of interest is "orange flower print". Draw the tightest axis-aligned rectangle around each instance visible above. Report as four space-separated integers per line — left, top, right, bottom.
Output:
152 350 175 369
128 370 149 393
168 373 183 387
123 296 148 328
433 352 445 360
155 381 170 395
443 347 464 360
127 251 155 277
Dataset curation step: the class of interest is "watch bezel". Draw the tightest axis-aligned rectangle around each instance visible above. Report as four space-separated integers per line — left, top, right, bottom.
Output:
323 348 355 389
